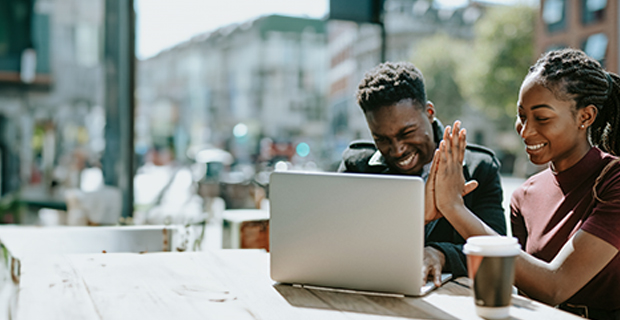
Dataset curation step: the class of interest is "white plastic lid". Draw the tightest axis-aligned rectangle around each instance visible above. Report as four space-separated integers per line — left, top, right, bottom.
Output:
463 236 521 257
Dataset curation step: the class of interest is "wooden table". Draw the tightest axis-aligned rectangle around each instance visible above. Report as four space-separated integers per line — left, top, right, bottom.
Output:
15 250 580 320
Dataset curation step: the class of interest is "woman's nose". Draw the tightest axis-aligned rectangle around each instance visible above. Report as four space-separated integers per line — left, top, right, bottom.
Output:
516 118 533 139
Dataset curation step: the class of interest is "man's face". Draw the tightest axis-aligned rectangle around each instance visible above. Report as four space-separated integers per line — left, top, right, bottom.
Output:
365 99 437 175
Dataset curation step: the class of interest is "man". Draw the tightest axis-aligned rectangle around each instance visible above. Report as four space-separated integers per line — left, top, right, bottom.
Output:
338 61 506 284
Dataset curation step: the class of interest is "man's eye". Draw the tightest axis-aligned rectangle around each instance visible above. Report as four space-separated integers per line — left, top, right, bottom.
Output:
536 117 549 121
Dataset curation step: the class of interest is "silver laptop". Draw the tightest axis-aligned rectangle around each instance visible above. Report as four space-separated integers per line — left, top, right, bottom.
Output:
269 171 450 297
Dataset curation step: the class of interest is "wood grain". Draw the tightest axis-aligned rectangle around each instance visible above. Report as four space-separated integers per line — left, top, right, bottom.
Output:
15 250 582 320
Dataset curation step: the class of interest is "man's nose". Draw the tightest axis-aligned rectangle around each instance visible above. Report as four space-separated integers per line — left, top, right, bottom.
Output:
391 140 406 158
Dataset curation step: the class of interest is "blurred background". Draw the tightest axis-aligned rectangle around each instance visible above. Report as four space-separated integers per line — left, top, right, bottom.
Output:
0 0 614 230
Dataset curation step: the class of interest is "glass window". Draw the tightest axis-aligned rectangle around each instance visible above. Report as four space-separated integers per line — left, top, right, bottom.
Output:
582 33 608 66
582 0 607 24
545 43 568 53
543 0 567 32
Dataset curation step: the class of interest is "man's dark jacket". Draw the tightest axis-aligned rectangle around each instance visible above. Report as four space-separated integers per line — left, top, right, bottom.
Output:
337 120 506 277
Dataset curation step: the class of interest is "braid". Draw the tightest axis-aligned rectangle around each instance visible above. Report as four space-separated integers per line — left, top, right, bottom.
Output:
356 62 427 113
597 73 620 155
528 48 620 156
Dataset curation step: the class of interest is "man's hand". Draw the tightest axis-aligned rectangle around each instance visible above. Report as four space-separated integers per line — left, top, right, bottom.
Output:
422 246 446 287
425 149 442 224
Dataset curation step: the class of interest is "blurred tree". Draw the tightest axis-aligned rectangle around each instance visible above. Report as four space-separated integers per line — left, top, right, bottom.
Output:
411 33 471 123
456 5 536 126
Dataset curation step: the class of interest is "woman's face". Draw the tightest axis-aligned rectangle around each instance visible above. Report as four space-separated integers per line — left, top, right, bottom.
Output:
515 75 591 172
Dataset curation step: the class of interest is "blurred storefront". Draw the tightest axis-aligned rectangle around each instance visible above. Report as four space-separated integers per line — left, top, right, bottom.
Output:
137 14 329 172
0 0 134 223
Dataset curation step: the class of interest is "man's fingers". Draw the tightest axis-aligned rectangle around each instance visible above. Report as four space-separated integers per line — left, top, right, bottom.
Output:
462 180 479 196
430 149 440 175
433 265 442 287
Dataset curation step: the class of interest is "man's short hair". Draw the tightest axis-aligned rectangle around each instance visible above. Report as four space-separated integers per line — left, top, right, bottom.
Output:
356 61 427 113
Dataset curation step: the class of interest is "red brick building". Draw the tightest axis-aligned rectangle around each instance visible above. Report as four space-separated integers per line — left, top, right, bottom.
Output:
536 0 618 72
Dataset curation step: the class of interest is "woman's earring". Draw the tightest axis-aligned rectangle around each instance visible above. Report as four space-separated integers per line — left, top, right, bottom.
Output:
580 124 585 129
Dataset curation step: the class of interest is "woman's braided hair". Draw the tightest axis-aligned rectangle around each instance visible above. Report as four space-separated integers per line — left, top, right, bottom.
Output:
356 61 427 113
528 48 620 156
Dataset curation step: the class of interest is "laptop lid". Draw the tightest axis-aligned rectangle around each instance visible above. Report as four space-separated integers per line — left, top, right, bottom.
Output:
269 171 426 296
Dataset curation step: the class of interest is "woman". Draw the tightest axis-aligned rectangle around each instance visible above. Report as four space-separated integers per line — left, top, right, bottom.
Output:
427 48 620 319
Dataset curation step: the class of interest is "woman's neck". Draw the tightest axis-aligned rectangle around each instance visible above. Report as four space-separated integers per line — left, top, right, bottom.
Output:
550 143 593 173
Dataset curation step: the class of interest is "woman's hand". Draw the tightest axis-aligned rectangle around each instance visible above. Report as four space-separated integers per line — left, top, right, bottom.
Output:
435 121 478 215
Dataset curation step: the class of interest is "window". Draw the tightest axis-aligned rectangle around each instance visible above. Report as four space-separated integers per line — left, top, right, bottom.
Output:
545 43 568 52
582 0 606 24
543 0 567 33
582 33 608 66
0 0 50 84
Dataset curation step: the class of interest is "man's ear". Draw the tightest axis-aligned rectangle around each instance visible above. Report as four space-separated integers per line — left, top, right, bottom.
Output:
425 101 436 121
579 104 598 129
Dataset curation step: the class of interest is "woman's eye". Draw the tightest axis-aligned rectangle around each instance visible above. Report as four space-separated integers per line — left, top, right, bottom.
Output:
536 117 549 121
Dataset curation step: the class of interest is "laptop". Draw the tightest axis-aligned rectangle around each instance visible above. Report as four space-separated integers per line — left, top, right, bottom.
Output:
269 171 451 297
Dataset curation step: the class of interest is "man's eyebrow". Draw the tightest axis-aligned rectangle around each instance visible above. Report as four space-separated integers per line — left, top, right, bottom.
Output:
398 123 417 134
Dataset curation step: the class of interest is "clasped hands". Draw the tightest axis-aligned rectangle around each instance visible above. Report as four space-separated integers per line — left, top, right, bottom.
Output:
425 120 478 224
422 121 478 286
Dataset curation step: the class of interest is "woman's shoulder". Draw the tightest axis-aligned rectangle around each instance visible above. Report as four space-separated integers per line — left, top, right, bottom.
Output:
511 168 553 199
595 151 620 190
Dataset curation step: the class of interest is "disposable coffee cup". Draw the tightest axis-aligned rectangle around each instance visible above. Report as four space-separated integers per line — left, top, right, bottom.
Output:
463 236 520 319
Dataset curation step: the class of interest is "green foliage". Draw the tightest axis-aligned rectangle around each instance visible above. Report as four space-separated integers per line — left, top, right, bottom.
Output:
457 5 536 124
411 33 471 123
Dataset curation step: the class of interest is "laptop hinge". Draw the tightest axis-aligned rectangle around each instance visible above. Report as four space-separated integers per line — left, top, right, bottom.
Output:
292 283 406 298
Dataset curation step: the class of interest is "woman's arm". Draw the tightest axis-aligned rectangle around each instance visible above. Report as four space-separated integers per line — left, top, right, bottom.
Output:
434 121 619 306
515 229 617 305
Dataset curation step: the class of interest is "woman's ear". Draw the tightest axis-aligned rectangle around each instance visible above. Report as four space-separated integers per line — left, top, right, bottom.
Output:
579 104 598 129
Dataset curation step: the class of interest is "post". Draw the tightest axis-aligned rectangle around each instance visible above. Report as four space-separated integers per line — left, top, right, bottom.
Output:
379 21 386 62
103 0 135 218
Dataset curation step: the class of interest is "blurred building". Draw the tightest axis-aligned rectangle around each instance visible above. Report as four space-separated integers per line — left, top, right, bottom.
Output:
536 0 618 72
0 0 106 196
137 15 328 168
326 0 488 164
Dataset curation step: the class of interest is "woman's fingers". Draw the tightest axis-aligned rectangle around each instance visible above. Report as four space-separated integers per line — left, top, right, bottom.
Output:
458 127 467 164
451 121 461 162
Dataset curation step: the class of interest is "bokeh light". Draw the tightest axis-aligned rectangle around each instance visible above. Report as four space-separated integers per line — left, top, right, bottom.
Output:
296 142 310 157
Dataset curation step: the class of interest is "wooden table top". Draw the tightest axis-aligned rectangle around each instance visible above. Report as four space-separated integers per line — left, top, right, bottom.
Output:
15 250 580 320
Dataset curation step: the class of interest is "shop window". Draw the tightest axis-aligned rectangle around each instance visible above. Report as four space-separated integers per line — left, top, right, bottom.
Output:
543 0 567 33
0 0 50 84
582 0 607 24
582 33 608 67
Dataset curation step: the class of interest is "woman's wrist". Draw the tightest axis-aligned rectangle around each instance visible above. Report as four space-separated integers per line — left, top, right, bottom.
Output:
436 197 465 219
